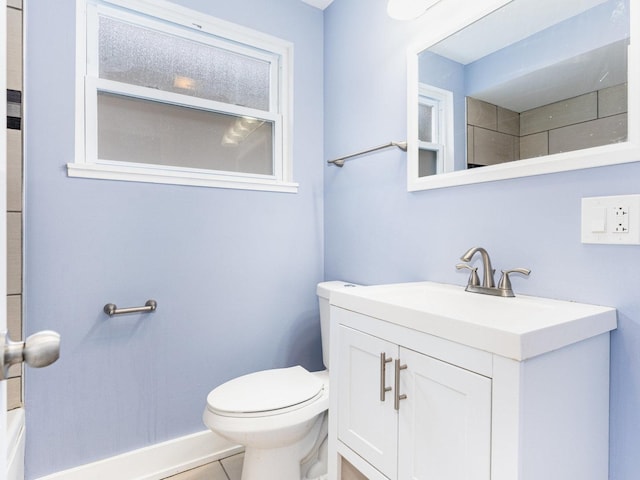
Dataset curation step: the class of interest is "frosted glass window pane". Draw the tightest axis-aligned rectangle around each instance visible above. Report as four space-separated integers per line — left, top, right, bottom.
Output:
97 92 274 175
419 104 434 143
99 15 271 111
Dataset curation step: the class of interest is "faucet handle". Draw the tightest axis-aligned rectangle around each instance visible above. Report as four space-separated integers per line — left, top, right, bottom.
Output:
456 263 480 287
498 268 531 294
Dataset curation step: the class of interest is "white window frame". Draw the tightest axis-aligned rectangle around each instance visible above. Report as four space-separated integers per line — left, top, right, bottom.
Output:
69 0 297 193
416 83 454 176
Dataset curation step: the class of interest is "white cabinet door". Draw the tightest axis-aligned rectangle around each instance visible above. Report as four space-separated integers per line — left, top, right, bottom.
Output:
397 347 492 480
337 325 398 479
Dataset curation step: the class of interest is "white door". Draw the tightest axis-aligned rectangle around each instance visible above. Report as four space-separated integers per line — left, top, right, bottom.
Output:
337 325 398 479
397 347 492 480
1 1 10 478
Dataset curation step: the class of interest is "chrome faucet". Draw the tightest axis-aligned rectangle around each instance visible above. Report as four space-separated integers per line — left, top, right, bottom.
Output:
456 246 530 297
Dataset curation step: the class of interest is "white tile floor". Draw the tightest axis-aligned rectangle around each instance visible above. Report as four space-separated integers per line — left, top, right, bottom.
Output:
164 453 244 480
164 452 365 479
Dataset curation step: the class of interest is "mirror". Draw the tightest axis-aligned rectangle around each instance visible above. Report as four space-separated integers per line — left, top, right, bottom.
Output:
407 0 637 191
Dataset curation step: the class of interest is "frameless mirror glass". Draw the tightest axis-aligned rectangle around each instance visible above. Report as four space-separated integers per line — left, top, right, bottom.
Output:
408 0 636 190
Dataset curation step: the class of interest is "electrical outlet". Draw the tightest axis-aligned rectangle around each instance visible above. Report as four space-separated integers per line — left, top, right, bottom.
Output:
614 206 629 233
582 195 640 244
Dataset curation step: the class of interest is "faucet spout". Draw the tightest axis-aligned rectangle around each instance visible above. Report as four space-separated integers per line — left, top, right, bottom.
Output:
460 247 495 288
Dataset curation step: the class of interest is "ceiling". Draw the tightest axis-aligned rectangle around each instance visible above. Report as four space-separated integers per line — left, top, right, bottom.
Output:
301 0 334 10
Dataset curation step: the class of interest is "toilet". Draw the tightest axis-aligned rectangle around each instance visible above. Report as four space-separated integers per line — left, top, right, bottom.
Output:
203 281 356 480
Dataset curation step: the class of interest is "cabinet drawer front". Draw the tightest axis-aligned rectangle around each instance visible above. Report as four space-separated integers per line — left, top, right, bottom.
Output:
398 347 492 480
337 325 398 479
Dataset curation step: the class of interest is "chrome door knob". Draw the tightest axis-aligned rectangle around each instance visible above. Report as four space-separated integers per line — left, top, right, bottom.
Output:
1 330 60 380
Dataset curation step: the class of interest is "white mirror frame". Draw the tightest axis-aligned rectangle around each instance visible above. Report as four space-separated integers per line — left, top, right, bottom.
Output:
407 0 640 191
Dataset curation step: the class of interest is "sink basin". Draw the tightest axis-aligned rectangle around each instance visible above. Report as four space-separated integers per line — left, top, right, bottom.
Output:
330 281 616 360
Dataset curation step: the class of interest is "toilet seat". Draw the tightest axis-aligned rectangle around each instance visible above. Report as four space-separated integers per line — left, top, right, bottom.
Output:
206 366 325 418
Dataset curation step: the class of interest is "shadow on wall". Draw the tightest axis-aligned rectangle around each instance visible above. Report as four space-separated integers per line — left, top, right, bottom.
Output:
284 310 324 372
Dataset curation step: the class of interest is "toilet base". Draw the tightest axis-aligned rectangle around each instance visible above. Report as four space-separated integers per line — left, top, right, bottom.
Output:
242 444 303 480
238 412 326 480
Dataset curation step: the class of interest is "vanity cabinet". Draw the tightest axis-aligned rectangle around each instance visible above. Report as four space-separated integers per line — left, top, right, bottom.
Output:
327 283 616 480
337 325 491 480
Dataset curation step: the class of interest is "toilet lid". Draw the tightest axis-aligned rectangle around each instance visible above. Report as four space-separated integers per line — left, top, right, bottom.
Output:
207 366 324 415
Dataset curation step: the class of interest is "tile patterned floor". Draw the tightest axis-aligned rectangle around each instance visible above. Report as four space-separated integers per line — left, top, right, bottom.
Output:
163 453 244 480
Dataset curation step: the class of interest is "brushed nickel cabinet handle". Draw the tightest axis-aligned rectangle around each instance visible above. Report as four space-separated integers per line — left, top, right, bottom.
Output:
394 359 407 410
380 353 393 401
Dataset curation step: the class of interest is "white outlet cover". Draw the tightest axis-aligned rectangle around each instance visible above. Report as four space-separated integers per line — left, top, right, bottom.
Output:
581 194 640 245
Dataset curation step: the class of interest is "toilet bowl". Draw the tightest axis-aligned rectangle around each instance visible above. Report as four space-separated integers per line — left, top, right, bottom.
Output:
202 281 357 480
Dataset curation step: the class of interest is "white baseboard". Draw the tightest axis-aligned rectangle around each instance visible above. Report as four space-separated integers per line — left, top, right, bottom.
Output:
36 430 243 480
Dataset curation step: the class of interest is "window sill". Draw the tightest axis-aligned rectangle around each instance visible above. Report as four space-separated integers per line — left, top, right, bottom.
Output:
67 162 299 193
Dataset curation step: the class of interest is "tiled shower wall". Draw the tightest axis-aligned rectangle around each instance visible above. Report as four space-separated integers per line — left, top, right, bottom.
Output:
467 83 628 167
6 0 23 410
466 98 520 167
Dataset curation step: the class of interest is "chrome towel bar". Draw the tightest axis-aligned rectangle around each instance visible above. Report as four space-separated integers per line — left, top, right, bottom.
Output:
104 300 157 316
327 141 407 167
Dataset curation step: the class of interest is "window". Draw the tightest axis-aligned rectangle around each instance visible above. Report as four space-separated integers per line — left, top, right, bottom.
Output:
69 0 297 193
417 84 453 177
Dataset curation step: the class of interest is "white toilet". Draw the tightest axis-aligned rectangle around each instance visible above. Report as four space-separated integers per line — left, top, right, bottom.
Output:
203 281 356 480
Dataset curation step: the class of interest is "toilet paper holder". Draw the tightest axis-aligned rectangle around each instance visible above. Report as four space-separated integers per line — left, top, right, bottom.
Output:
103 299 157 316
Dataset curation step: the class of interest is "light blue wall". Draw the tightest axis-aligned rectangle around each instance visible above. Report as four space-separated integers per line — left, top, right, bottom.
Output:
23 0 324 478
324 1 640 479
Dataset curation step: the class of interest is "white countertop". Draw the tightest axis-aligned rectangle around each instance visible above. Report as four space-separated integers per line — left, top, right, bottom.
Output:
330 281 617 360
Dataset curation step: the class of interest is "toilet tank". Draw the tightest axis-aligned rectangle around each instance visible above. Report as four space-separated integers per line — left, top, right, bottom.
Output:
317 281 358 369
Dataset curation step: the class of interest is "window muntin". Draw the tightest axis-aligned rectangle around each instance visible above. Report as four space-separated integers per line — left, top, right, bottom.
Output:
71 0 296 192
